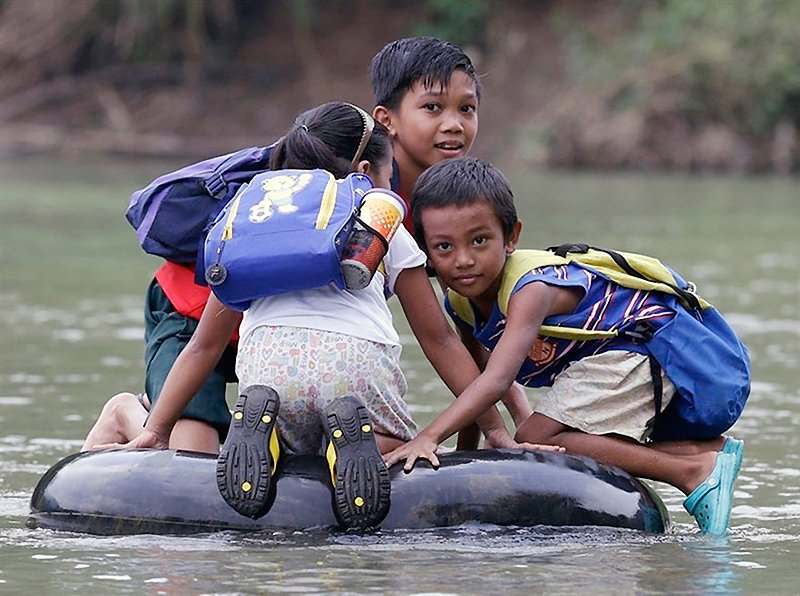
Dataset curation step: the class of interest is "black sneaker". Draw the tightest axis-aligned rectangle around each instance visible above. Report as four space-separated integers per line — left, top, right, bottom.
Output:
216 385 280 519
323 395 391 530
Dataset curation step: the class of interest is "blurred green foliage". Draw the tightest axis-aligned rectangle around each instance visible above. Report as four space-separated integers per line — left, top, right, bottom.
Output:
411 0 490 49
93 0 242 63
555 0 800 136
3 0 795 169
42 0 800 138
91 0 494 62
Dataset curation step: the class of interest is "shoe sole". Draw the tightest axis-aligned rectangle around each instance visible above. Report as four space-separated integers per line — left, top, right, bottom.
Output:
216 385 280 519
324 396 391 530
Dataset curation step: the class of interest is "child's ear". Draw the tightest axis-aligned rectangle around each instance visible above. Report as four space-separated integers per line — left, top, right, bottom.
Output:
505 220 523 255
373 106 394 135
356 159 371 175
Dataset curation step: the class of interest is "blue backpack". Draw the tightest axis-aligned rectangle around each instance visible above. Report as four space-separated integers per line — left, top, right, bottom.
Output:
203 169 374 311
125 145 275 265
447 245 751 442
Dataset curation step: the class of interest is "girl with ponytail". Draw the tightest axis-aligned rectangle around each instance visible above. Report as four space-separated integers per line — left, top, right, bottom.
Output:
91 101 556 530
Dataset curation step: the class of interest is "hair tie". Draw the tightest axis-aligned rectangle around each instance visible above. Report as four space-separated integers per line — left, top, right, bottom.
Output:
344 103 375 167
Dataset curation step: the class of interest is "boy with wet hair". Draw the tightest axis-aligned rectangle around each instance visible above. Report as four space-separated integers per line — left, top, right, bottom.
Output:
84 36 528 457
370 37 533 440
371 36 482 111
370 37 481 226
387 157 749 536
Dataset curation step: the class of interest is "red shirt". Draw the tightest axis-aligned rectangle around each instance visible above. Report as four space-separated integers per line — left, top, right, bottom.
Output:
398 189 413 233
155 261 239 342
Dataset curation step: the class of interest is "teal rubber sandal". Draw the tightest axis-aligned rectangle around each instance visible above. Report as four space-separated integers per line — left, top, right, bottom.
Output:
722 436 745 476
324 396 391 531
683 451 738 536
216 385 280 519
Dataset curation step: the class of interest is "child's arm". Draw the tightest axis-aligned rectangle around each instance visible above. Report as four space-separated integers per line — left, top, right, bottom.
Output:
502 383 535 429
456 325 533 449
102 293 241 450
459 328 534 426
393 266 512 442
386 281 580 470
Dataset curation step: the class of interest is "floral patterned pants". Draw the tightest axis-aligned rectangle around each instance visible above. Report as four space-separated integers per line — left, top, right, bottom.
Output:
236 325 417 455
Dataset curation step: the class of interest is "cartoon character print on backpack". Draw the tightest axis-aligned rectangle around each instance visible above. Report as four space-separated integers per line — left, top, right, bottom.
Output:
203 169 375 311
249 173 312 223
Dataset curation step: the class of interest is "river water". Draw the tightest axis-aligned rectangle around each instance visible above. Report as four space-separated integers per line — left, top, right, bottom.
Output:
1 157 798 594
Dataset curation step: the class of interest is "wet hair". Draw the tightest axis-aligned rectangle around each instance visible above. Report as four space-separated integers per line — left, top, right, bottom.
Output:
411 157 517 250
269 102 391 178
370 37 482 109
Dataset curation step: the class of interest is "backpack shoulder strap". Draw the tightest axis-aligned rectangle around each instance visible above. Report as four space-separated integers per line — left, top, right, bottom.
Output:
498 249 568 313
447 250 620 341
446 249 568 323
445 245 711 343
202 145 274 199
446 289 475 327
548 243 711 311
502 250 620 340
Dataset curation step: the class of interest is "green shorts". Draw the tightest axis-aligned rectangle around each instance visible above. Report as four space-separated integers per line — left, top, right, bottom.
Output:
144 279 235 441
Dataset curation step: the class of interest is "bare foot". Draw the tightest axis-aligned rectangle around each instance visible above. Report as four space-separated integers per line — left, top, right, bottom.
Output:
682 450 719 495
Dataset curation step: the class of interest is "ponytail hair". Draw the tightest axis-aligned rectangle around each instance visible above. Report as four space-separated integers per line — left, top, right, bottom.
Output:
269 102 391 178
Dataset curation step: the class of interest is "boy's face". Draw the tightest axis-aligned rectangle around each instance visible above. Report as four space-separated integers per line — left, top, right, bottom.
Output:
421 200 520 311
375 70 478 189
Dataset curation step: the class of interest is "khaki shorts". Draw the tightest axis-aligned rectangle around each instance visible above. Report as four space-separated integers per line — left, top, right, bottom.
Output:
534 350 674 443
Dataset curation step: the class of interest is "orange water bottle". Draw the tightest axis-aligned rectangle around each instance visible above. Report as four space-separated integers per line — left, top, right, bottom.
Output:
340 189 406 290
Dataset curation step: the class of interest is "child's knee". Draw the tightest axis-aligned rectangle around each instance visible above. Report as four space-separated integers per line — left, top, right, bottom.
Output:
515 427 550 444
102 392 140 425
376 432 406 455
514 413 564 444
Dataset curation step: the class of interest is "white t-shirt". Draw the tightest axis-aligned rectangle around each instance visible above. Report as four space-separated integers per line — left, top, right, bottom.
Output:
239 226 427 351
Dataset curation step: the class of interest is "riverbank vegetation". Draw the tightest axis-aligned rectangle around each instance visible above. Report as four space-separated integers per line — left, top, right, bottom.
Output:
1 0 797 172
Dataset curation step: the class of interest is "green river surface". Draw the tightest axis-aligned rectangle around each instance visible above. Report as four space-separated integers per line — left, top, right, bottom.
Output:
1 156 798 594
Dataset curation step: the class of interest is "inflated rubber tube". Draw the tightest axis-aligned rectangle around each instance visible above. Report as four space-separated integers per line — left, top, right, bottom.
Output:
28 448 668 535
